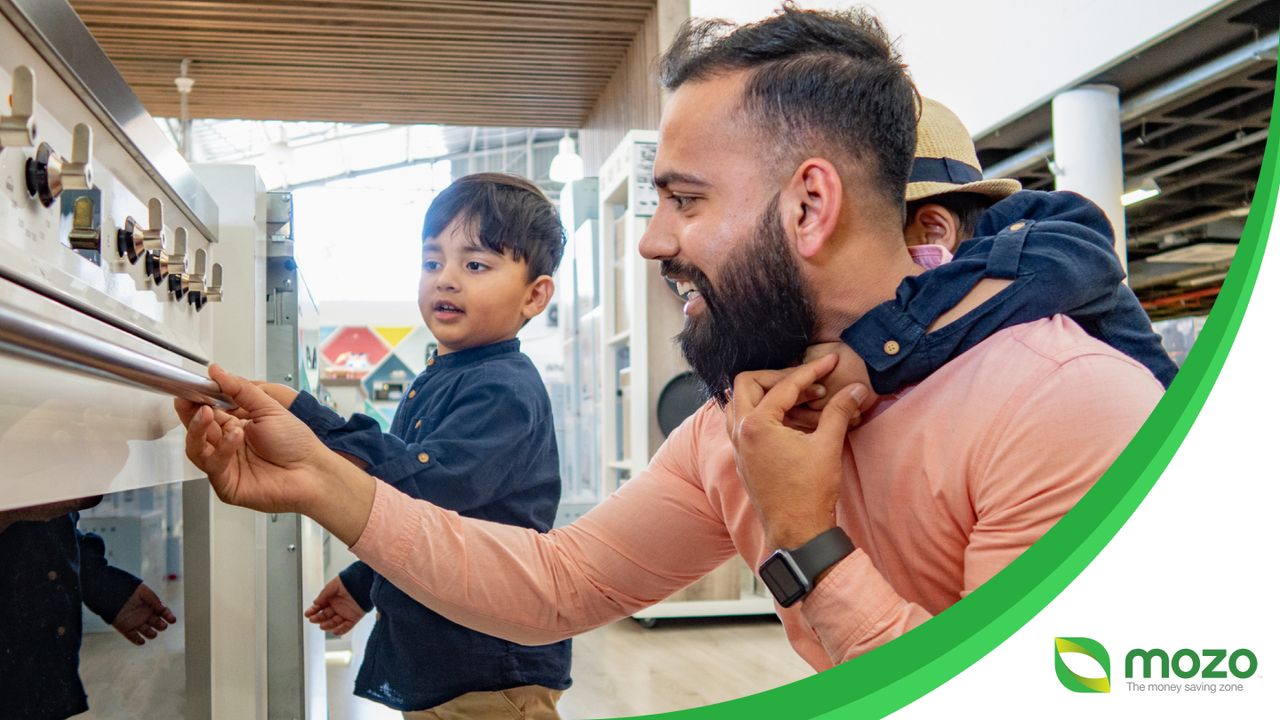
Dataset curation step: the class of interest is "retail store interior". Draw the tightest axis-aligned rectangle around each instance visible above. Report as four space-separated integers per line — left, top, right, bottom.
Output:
0 0 1274 718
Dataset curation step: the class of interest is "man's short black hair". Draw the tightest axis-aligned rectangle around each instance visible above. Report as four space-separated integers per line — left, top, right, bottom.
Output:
422 172 565 280
658 2 919 215
906 191 994 242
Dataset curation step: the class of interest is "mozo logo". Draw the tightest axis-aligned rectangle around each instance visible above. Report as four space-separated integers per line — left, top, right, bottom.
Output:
1055 637 1111 693
1055 636 1258 694
1125 648 1258 680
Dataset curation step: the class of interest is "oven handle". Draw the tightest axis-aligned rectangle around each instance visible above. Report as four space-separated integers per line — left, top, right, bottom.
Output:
0 300 235 411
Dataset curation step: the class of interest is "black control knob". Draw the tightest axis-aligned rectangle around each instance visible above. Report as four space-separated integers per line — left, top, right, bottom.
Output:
116 216 144 264
144 246 170 284
25 142 63 208
186 248 207 310
166 227 189 299
24 125 91 208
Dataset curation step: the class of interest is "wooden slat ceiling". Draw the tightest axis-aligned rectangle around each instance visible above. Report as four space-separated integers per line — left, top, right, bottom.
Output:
70 0 655 127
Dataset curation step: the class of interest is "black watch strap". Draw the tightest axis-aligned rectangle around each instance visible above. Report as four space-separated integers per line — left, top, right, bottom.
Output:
759 527 855 608
790 527 855 581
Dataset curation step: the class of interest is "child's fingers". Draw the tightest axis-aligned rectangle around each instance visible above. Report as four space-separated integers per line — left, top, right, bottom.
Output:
799 383 826 404
317 613 339 627
209 405 241 426
184 406 217 464
209 363 288 415
212 426 244 466
203 409 223 446
174 398 200 426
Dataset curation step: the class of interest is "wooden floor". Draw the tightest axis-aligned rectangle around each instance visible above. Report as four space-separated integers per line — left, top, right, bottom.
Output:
80 593 813 719
559 616 812 719
330 614 813 720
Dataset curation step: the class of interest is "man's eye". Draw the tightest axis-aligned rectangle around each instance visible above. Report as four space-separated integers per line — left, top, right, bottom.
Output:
670 195 695 210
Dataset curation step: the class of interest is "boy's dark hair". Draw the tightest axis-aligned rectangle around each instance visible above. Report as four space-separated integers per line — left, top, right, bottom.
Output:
658 3 919 215
422 172 565 280
906 191 994 242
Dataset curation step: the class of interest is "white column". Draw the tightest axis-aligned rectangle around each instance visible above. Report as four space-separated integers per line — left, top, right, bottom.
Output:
188 165 271 720
1051 85 1127 271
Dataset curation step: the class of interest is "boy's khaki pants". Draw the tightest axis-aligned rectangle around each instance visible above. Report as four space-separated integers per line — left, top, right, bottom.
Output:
402 685 563 719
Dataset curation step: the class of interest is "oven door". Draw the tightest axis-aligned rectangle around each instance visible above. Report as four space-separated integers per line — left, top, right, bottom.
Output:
0 276 225 510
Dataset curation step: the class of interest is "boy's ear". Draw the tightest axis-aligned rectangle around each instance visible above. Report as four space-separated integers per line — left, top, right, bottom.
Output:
522 275 555 320
904 203 962 253
782 158 843 260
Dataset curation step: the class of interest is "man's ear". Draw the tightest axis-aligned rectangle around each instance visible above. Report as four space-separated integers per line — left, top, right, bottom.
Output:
522 275 555 320
904 203 961 253
782 158 843 260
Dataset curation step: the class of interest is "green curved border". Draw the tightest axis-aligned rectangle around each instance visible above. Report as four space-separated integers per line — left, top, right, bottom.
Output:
619 68 1279 720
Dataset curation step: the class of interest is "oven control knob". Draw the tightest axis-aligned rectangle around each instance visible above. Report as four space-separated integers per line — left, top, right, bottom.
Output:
166 227 189 297
186 248 207 309
0 66 36 151
204 263 223 303
25 124 92 208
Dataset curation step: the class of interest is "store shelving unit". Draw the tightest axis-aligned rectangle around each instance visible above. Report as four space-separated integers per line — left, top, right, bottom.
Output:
597 130 775 624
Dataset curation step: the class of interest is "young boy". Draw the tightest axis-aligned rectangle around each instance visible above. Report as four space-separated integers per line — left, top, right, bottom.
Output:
265 173 571 718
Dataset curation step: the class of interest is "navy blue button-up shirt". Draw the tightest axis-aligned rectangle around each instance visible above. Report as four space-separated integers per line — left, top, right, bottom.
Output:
0 513 141 720
845 191 1178 393
290 338 570 711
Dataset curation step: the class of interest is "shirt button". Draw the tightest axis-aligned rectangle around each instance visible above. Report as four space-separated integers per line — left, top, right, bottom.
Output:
427 356 436 367
1008 221 1025 231
414 420 422 429
408 389 416 398
47 571 58 581
56 626 67 637
884 340 901 356
417 452 430 464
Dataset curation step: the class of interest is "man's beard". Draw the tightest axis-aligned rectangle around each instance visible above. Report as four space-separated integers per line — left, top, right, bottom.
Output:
665 197 818 405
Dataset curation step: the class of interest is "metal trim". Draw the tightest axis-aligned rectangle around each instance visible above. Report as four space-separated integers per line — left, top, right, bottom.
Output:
0 0 220 242
0 264 208 365
0 297 235 410
984 31 1279 180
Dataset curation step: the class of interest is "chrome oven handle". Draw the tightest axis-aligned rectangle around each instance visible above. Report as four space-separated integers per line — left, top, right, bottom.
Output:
0 300 235 411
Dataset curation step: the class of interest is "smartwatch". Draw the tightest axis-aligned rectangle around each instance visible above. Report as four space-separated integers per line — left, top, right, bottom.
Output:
758 527 854 608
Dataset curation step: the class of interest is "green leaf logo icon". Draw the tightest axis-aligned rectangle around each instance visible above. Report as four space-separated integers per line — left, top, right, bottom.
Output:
1055 637 1111 693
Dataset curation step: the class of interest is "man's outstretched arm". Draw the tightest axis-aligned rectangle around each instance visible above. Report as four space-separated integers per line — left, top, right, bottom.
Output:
177 365 738 645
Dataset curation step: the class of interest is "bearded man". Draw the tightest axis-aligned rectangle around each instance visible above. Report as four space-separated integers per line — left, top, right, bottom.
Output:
177 5 1161 669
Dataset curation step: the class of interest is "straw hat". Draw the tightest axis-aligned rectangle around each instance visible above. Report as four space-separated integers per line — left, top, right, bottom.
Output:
906 97 1022 203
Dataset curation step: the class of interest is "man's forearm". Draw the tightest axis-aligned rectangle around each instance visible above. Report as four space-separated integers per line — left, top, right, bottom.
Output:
300 451 378 546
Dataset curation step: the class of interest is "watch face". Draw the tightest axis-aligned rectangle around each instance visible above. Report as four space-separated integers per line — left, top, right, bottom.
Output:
760 552 808 608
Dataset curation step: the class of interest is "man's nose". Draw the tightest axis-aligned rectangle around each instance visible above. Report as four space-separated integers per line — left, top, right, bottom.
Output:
639 206 677 260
